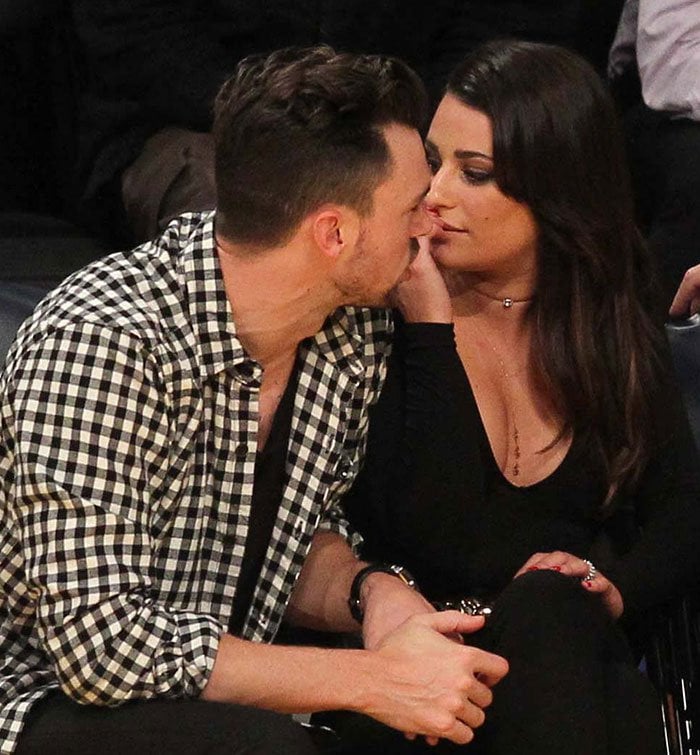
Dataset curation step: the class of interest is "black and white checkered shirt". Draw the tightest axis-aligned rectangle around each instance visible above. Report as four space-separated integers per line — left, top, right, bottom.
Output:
0 212 391 753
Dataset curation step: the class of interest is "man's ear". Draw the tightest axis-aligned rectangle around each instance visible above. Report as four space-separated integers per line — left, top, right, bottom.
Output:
311 206 360 259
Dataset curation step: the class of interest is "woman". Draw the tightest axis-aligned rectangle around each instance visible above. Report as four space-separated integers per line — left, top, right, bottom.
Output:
344 40 700 753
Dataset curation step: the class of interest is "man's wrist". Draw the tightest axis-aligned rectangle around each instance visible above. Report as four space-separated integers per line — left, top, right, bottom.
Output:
348 563 418 624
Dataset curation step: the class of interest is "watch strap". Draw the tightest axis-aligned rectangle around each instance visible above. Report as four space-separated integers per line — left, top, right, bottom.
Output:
348 563 418 624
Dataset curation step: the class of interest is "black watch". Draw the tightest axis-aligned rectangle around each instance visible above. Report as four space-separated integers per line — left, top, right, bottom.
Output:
348 563 418 624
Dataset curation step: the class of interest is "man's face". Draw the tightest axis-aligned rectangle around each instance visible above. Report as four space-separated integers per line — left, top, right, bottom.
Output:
334 124 433 306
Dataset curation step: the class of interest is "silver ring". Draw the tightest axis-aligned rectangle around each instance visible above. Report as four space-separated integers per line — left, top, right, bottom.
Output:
583 559 597 582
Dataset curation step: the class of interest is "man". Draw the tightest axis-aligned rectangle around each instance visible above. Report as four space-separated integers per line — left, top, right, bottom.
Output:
0 47 507 754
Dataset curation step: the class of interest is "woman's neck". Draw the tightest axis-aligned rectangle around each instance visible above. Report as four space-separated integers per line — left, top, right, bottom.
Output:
445 270 536 320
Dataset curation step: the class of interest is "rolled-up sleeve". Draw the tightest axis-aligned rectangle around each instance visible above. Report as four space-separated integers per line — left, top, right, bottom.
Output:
7 322 223 705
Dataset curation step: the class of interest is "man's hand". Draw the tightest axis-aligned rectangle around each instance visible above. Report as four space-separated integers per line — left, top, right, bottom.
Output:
201 610 506 746
670 264 700 317
364 611 508 745
360 571 437 651
391 237 452 323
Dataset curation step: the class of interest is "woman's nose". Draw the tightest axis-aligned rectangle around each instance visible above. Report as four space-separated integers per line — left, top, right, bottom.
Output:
426 166 452 209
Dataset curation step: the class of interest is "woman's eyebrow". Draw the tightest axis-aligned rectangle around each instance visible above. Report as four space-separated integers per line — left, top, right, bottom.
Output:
455 149 493 161
425 139 492 162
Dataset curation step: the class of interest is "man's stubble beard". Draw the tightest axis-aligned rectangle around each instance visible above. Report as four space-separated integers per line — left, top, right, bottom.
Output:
334 233 418 308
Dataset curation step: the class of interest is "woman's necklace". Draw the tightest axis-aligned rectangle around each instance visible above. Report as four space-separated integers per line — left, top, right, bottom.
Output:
489 343 523 478
467 318 528 479
471 286 533 310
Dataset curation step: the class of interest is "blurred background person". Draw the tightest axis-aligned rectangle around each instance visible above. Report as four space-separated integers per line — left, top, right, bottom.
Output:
609 0 700 305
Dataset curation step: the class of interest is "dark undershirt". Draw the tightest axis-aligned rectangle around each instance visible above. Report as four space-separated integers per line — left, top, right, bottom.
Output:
228 363 299 636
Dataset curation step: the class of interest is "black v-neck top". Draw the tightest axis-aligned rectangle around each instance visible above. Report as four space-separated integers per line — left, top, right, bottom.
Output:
345 320 700 619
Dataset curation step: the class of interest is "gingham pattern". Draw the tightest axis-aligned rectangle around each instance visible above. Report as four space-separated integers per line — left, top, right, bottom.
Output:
0 212 391 754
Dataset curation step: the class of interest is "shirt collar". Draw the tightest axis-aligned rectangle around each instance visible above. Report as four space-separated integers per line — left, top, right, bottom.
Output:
180 213 252 381
181 212 366 382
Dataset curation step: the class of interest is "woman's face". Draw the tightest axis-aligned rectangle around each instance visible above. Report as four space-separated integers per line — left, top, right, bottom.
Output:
425 94 539 280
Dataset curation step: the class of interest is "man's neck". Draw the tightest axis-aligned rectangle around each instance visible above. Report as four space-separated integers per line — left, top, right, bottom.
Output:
216 234 337 367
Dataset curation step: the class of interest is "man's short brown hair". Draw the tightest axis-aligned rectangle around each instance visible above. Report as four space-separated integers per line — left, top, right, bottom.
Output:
213 46 428 247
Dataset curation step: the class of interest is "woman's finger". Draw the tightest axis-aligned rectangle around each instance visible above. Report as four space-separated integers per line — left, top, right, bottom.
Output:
670 264 700 317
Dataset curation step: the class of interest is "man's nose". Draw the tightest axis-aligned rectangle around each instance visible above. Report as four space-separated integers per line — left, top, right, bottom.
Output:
413 203 434 237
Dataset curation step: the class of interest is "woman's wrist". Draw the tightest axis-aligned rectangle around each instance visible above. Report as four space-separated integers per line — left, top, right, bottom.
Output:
398 321 455 348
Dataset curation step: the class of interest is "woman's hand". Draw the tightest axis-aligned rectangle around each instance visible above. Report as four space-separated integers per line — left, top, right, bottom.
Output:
670 264 700 317
514 551 624 619
390 237 452 323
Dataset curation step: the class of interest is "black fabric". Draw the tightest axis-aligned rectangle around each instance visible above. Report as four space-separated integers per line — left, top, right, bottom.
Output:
347 320 700 622
229 361 300 636
69 0 599 240
623 104 700 305
0 0 59 31
14 690 318 755
316 571 664 754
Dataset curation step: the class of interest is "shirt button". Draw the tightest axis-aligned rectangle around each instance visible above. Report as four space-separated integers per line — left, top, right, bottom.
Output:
339 458 354 479
293 521 304 539
260 604 271 625
235 443 249 458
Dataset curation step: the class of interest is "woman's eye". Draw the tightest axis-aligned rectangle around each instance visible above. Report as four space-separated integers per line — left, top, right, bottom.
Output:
461 168 493 186
426 157 440 174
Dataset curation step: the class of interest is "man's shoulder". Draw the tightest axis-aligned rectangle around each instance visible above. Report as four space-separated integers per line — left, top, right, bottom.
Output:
25 248 177 347
6 214 213 370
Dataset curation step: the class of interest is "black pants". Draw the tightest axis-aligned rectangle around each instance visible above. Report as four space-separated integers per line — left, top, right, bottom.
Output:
624 104 700 305
14 693 319 755
318 570 665 754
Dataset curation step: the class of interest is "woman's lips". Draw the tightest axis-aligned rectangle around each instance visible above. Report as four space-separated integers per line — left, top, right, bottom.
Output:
432 218 466 234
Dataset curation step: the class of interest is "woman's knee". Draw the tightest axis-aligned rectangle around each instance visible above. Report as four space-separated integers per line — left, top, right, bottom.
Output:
490 569 611 642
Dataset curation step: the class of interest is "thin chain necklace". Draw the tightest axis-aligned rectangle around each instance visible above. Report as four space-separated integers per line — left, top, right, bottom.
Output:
471 286 533 310
492 344 523 478
469 319 527 478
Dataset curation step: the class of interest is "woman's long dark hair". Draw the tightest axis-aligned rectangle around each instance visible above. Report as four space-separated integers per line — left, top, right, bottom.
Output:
447 39 667 502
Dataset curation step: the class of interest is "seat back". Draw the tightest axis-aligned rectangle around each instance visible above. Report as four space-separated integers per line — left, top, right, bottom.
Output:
644 318 700 755
666 315 700 450
0 282 51 364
